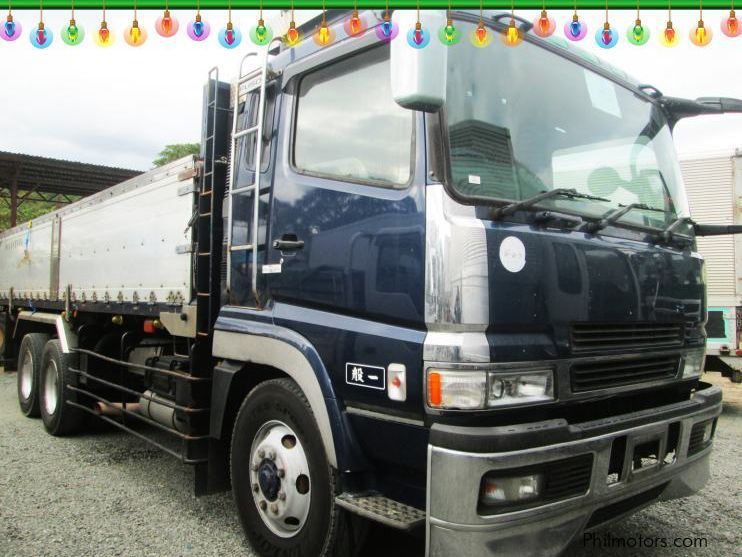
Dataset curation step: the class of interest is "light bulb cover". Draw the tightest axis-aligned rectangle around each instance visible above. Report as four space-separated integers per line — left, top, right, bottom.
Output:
187 16 210 41
721 11 741 37
284 21 301 46
94 21 115 47
124 21 148 46
218 23 242 48
438 21 461 45
249 19 273 45
313 22 335 46
502 20 522 46
690 20 713 46
2 15 22 41
564 17 587 41
533 11 556 38
470 23 492 47
595 24 618 48
61 19 85 45
155 10 180 37
407 23 430 48
660 21 679 46
343 10 367 37
627 19 650 45
30 23 52 48
375 18 398 42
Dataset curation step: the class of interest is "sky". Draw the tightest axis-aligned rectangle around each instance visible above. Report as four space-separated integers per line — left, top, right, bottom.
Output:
1 8 741 171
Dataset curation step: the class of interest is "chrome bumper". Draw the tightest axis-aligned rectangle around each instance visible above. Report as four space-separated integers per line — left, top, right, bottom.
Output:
426 384 722 557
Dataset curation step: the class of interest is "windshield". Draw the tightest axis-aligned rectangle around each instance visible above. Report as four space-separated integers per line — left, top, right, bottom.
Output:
445 20 690 230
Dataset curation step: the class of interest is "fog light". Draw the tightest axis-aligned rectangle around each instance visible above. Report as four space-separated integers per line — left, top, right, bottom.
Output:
480 473 543 506
682 349 705 379
701 420 714 444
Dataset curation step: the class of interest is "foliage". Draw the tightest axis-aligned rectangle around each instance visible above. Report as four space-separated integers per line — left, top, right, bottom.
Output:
0 193 76 231
153 143 201 167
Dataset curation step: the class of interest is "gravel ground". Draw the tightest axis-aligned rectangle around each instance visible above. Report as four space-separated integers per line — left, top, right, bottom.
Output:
0 370 739 557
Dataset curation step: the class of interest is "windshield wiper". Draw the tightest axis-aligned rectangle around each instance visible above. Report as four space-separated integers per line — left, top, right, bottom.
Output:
491 188 610 220
585 203 665 233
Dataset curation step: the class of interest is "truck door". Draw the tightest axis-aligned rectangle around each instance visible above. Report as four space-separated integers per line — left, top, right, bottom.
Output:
227 76 277 307
265 45 427 417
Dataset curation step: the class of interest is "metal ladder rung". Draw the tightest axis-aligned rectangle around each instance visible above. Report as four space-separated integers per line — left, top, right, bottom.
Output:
238 71 262 85
233 125 259 140
199 212 212 218
231 184 256 195
200 190 212 197
229 244 254 251
196 292 210 297
197 252 211 256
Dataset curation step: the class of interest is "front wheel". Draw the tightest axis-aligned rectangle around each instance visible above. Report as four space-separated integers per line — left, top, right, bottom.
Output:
230 378 365 557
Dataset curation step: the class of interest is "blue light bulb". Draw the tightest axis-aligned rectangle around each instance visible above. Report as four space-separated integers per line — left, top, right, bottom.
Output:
5 20 15 36
193 20 204 37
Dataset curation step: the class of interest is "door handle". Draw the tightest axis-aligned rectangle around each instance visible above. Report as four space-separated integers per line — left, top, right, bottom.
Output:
273 236 305 251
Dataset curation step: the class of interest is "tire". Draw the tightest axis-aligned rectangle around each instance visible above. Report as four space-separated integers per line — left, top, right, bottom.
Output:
16 333 50 417
39 339 86 436
231 378 366 557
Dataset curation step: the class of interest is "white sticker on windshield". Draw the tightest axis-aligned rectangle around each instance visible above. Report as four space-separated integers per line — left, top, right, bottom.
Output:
468 175 481 185
584 70 622 118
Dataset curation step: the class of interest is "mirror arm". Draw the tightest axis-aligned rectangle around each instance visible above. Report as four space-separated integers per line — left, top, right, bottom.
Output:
694 224 742 236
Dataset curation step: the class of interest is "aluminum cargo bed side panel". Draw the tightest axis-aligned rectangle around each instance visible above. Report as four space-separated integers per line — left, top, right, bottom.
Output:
0 219 54 300
58 160 195 305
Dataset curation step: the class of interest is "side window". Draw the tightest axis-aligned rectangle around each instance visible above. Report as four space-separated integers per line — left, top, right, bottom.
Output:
235 84 276 189
294 47 414 187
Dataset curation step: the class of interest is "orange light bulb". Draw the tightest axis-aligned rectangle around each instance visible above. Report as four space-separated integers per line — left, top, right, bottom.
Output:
286 20 299 44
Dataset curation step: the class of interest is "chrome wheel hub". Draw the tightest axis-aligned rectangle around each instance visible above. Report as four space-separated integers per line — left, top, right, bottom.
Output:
43 360 59 416
20 350 34 400
249 420 311 538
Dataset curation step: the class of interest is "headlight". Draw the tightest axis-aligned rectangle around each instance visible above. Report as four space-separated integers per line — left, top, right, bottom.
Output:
480 473 544 506
427 368 554 410
682 349 705 379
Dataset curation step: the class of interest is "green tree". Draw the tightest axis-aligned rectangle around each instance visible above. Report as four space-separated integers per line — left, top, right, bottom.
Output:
153 143 201 167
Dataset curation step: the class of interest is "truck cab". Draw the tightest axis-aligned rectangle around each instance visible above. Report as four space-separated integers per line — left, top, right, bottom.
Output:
209 9 721 556
2 8 736 557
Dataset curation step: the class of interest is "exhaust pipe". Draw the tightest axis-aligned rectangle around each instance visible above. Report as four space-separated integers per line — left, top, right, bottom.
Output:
93 401 141 417
138 390 186 432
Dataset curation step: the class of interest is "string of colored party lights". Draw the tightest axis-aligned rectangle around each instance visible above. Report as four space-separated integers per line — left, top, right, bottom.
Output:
2 1 22 40
4 4 742 50
249 0 271 44
628 0 649 44
30 0 51 47
691 0 712 44
187 0 210 39
218 0 241 47
565 0 588 39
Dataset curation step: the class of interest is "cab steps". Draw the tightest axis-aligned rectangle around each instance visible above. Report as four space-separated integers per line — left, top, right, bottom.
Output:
335 493 425 531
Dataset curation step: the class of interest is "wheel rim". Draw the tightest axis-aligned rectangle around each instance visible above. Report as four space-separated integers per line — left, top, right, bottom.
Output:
20 350 34 400
43 360 59 416
249 420 311 538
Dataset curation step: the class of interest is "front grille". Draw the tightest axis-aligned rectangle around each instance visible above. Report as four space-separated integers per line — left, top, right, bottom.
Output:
687 420 715 456
571 356 680 392
570 322 684 353
542 454 594 501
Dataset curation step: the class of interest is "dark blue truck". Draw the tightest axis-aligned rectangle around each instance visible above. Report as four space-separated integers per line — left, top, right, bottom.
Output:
2 9 742 557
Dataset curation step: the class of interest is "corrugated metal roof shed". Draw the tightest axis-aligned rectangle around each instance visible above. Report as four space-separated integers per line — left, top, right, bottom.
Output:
0 151 141 228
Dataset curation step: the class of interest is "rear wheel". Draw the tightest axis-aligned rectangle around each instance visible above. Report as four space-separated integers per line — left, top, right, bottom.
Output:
16 332 49 417
39 339 86 436
231 378 365 557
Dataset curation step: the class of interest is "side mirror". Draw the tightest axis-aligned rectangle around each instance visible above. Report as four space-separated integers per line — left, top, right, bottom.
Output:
695 97 742 114
390 10 448 112
660 95 742 128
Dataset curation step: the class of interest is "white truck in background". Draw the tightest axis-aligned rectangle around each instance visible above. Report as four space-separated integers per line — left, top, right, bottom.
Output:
682 149 742 382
